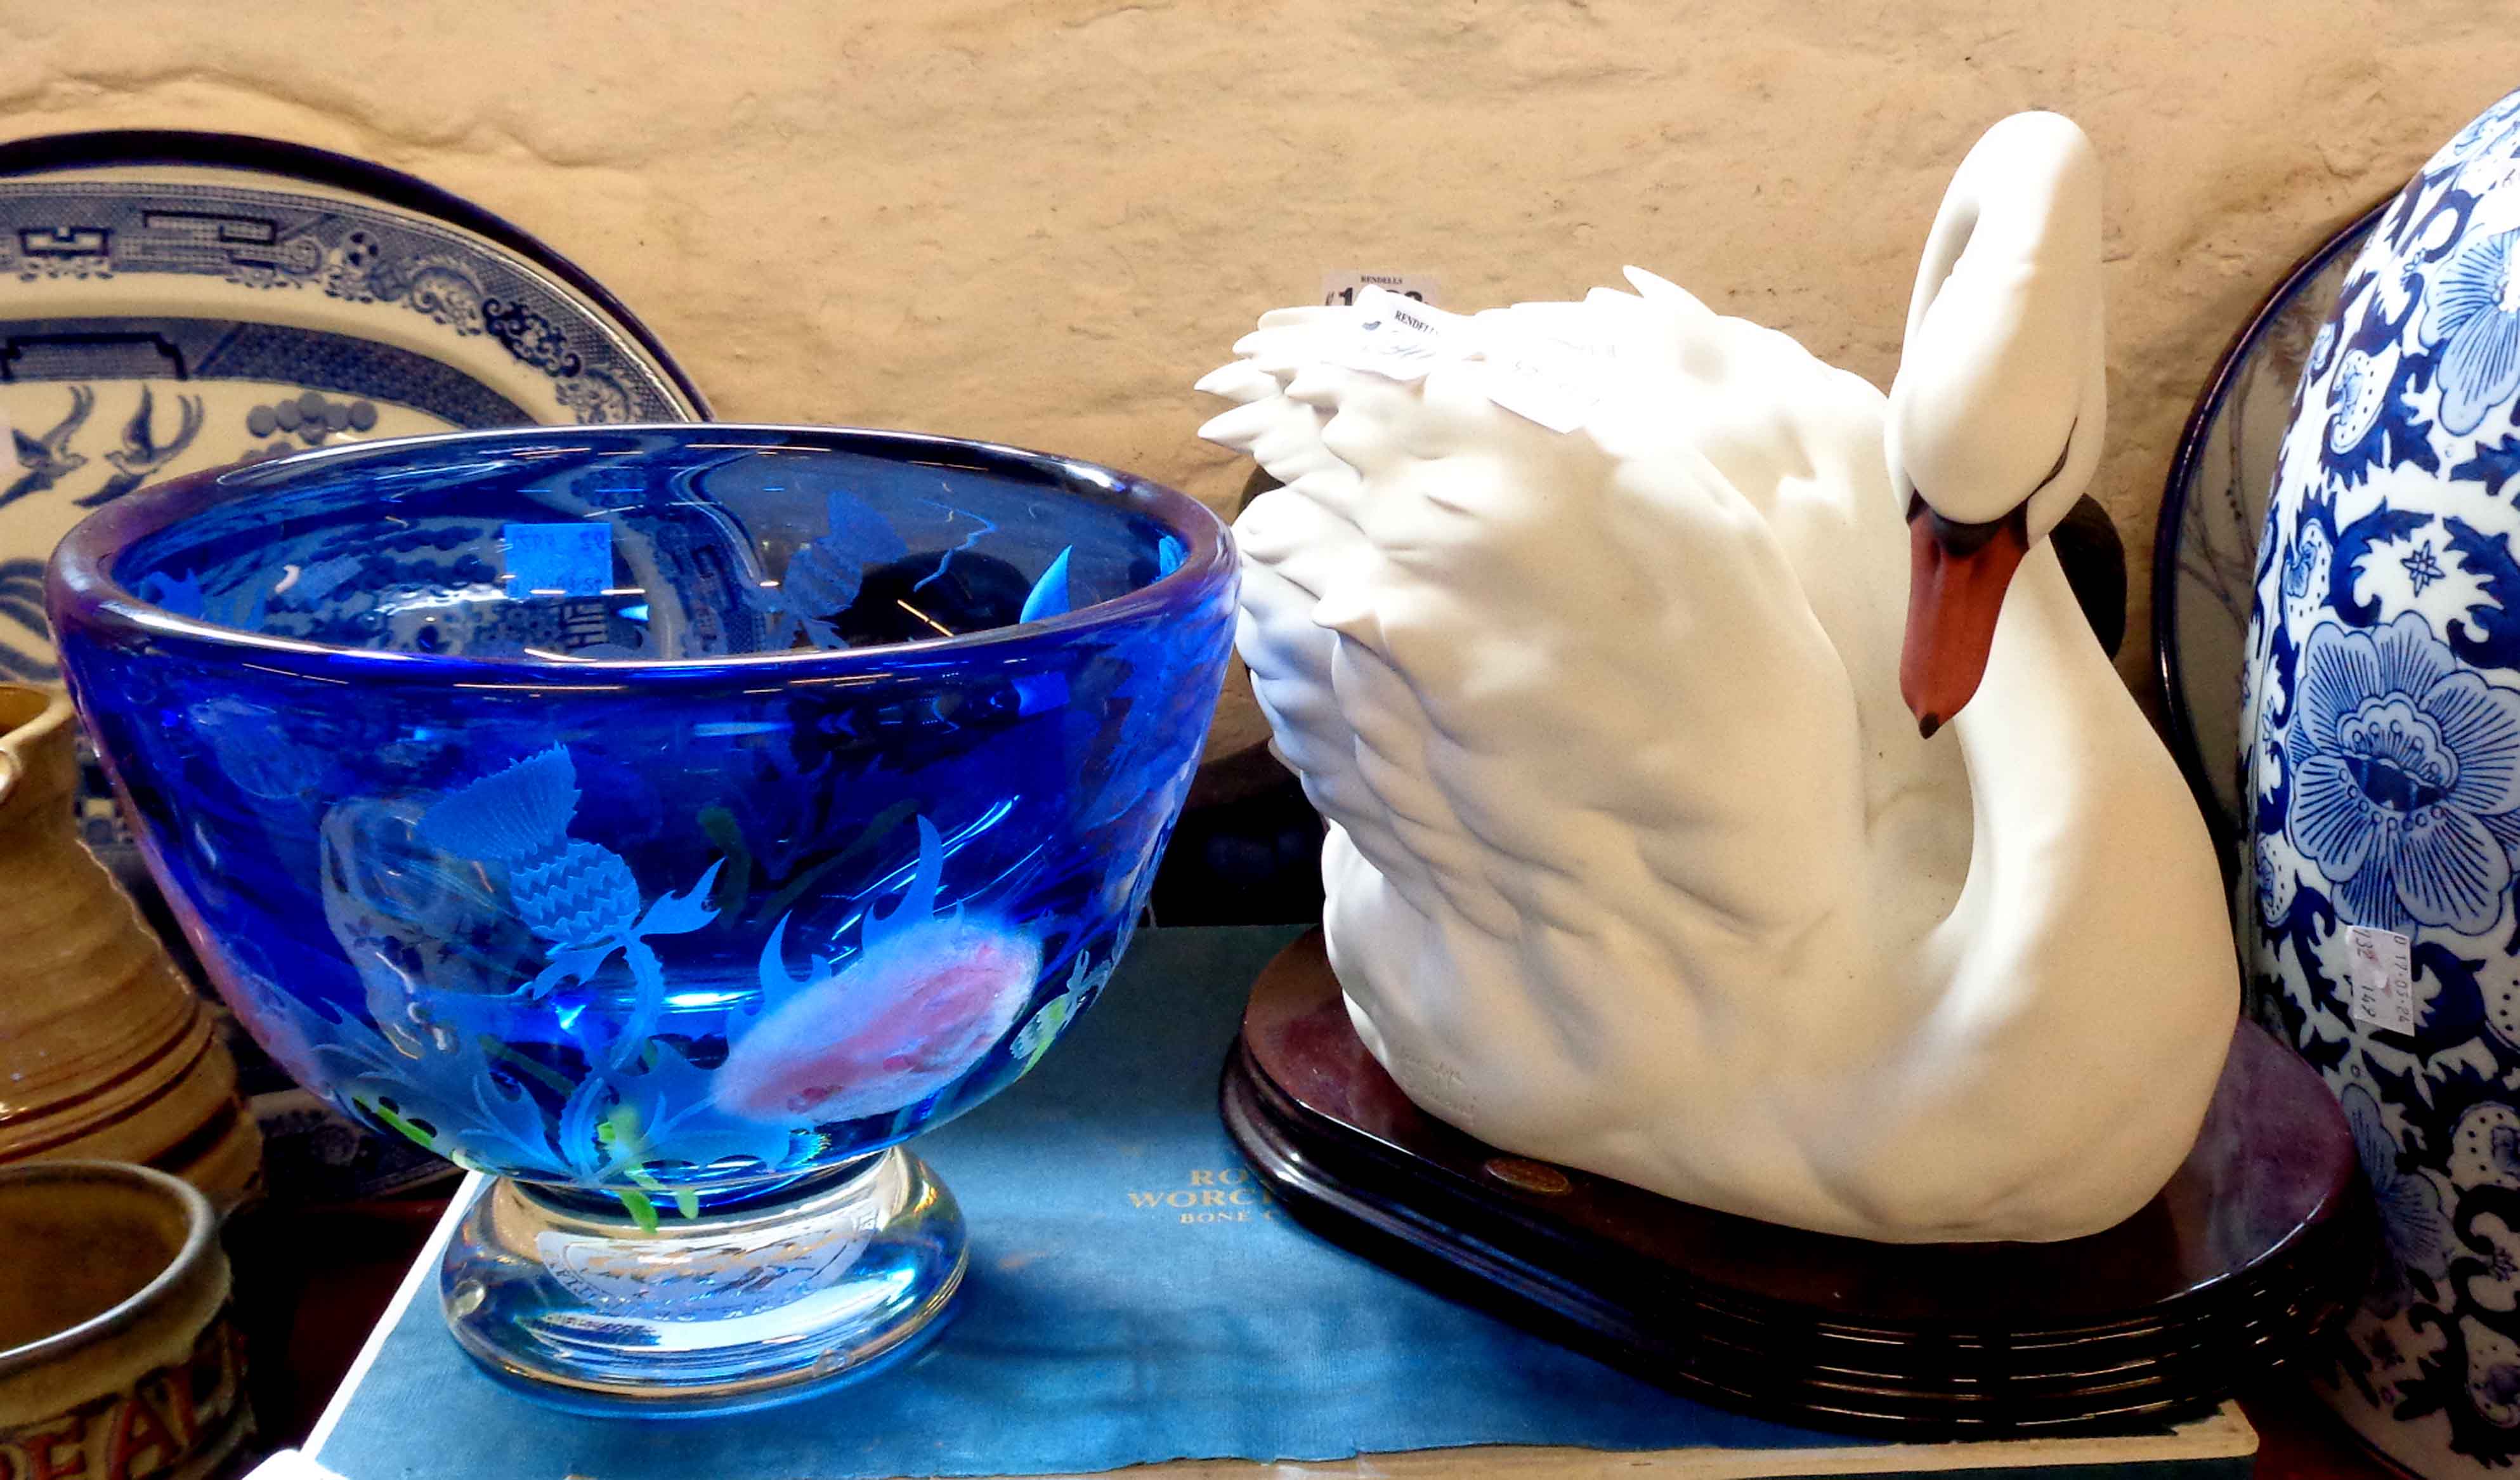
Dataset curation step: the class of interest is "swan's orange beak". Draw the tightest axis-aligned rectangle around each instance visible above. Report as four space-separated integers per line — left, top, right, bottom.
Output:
1901 498 2028 740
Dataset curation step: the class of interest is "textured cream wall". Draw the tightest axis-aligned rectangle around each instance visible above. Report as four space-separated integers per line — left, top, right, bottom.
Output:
3 0 2514 723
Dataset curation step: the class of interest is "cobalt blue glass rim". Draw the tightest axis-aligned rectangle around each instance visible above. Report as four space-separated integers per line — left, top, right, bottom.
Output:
45 422 1238 692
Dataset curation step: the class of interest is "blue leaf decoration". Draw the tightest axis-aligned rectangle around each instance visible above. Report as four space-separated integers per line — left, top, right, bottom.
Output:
865 815 946 952
612 1038 797 1174
2455 433 2520 501
751 910 835 1020
1021 546 1074 623
634 858 727 937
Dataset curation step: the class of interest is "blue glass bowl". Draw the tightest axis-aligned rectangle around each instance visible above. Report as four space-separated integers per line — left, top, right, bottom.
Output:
48 424 1235 1411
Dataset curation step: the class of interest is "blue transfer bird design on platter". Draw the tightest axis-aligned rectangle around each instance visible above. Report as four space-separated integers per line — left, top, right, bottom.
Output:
2243 85 2520 1477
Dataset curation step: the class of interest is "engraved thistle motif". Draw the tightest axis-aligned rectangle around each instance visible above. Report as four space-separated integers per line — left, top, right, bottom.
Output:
418 745 717 1068
242 743 1061 1228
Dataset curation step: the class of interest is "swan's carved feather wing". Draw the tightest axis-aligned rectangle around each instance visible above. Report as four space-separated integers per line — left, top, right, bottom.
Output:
1197 345 1448 923
1200 286 1874 955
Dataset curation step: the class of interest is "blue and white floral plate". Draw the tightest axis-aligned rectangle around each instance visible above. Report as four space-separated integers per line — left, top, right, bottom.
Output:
2155 199 2387 853
0 130 708 683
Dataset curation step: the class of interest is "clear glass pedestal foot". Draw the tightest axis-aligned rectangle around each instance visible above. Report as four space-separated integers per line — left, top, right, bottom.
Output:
439 1147 966 1416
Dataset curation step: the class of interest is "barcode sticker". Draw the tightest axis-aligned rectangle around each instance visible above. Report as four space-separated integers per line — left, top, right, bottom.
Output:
2346 925 2417 1035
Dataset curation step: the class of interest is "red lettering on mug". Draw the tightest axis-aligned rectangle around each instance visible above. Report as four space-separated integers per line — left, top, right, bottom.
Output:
105 1386 184 1479
20 1417 87 1480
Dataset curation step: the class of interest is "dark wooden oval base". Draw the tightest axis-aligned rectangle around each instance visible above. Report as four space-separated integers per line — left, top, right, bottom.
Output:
1220 929 2375 1440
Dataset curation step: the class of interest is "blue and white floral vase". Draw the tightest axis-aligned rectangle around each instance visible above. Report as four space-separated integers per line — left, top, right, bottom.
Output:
2245 86 2520 1478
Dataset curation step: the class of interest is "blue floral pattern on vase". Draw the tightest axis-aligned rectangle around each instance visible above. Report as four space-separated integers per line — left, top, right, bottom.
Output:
2343 1083 2453 1319
2287 613 2520 936
2243 86 2520 1475
2424 232 2520 438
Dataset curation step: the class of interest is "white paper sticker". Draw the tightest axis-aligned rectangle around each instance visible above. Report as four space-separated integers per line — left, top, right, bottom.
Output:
2346 924 2418 1035
1322 269 1440 308
1473 335 1621 435
1320 282 1617 434
1321 285 1465 383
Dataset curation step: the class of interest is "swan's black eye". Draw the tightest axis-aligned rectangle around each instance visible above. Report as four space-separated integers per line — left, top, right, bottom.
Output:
1907 496 2028 556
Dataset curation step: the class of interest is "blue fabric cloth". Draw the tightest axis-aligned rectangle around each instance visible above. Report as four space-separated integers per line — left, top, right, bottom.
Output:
308 927 1907 1477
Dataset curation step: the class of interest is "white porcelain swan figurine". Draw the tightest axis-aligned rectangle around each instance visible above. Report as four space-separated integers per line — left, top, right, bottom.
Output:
1196 113 2237 1243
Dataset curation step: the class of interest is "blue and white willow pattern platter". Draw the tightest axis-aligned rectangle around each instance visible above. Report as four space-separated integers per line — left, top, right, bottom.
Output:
0 131 706 684
2243 86 2520 1477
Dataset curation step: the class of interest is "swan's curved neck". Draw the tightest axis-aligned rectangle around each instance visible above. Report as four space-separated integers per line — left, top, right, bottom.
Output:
1888 110 2105 735
1934 540 2136 966
1889 115 2101 529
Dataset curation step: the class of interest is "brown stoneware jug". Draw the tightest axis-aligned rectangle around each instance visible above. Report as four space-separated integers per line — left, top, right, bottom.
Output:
0 684 259 1207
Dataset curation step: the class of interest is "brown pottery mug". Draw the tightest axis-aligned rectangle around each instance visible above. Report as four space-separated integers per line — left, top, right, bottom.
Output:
0 1161 252 1480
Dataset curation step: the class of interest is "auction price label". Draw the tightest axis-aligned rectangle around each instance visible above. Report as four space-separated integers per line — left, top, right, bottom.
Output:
1321 270 1440 308
2345 924 2417 1035
1319 285 1468 382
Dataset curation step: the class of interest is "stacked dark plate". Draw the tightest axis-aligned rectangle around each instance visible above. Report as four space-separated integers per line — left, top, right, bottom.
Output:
1222 931 2375 1439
